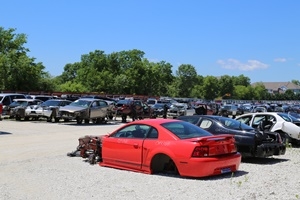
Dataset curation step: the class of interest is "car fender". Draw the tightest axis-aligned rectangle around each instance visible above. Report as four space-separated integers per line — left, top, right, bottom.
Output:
145 145 177 167
278 121 300 140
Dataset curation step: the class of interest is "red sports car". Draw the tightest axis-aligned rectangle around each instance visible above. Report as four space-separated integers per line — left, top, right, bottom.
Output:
98 119 241 178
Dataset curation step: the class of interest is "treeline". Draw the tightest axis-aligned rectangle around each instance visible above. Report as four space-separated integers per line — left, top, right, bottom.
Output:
1 27 299 101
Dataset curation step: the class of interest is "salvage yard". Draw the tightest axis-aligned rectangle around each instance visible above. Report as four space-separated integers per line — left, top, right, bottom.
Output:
0 119 300 200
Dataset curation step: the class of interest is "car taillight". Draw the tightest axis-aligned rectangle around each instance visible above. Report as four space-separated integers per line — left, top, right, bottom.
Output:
230 143 237 153
192 146 209 157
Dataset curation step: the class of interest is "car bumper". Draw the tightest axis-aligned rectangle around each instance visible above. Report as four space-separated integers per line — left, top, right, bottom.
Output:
255 143 286 157
25 110 52 118
176 152 241 178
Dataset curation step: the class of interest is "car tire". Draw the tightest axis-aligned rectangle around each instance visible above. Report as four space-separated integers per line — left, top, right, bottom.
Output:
121 115 127 123
76 118 83 124
278 132 289 145
47 117 52 122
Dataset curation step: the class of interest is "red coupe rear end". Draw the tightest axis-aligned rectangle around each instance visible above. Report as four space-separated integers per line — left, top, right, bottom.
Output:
175 135 241 177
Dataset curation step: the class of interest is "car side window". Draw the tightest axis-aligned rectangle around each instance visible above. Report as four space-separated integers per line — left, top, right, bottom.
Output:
199 119 212 129
110 125 150 138
99 101 108 107
237 116 252 126
146 128 158 139
2 96 10 105
91 101 100 107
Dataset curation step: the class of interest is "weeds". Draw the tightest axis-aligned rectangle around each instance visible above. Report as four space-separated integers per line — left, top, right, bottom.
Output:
230 172 249 187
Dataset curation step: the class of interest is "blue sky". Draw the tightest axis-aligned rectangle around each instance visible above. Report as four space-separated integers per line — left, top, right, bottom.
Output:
1 1 299 83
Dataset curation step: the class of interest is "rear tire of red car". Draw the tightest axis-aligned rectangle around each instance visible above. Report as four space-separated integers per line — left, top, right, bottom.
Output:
151 154 179 176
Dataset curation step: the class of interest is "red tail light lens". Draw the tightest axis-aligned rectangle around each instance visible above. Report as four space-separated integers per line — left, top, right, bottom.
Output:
192 146 209 157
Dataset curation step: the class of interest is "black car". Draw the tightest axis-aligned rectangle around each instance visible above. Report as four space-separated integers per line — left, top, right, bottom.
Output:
219 104 243 118
177 115 286 158
152 103 169 117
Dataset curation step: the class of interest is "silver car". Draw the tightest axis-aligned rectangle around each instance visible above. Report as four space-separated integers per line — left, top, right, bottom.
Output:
10 99 43 120
167 103 187 118
25 99 72 122
58 98 109 124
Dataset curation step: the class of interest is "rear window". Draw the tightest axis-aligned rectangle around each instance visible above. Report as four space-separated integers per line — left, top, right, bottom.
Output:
14 95 26 99
161 121 212 139
34 96 52 101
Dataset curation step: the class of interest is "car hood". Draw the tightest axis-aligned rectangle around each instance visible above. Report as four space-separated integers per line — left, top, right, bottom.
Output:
59 105 87 113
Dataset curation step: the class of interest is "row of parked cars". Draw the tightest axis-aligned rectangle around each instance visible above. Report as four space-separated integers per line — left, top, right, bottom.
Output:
2 96 117 124
1 93 189 124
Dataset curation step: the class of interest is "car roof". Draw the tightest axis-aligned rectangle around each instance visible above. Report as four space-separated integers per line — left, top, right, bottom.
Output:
0 93 26 96
239 112 278 115
76 98 103 102
128 118 179 125
45 99 71 102
13 98 42 102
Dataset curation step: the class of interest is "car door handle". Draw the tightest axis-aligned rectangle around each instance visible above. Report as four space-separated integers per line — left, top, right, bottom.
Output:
133 143 139 148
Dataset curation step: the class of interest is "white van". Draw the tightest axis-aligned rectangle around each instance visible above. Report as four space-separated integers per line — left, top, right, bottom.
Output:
0 93 27 116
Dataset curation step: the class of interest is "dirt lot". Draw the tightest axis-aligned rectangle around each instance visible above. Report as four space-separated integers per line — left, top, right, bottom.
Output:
1 119 300 200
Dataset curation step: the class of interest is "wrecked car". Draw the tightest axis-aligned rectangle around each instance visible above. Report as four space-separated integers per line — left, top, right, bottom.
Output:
177 115 286 158
58 98 109 124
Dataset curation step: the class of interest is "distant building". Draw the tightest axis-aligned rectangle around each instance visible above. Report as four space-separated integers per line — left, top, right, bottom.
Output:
251 82 300 94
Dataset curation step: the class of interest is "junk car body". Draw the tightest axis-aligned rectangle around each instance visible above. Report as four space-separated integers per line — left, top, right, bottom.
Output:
177 115 286 158
58 98 109 124
69 119 241 178
236 112 300 146
25 99 72 122
9 99 43 120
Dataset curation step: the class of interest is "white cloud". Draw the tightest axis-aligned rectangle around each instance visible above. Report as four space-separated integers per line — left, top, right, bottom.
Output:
148 58 160 63
217 59 269 71
274 58 287 62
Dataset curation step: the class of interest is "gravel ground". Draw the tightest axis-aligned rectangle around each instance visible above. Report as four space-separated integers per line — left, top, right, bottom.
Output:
0 119 300 200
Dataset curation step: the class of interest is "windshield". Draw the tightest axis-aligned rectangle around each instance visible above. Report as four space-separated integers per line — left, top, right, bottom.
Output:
287 112 300 119
117 100 131 105
219 117 254 130
277 112 299 122
10 101 29 107
70 99 91 108
153 104 164 108
161 121 212 139
41 100 60 107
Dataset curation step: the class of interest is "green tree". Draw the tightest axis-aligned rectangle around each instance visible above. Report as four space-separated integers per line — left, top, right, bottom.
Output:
253 83 267 100
292 80 300 86
284 89 295 100
176 64 198 97
0 27 53 91
232 74 251 86
218 75 234 97
202 76 219 100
